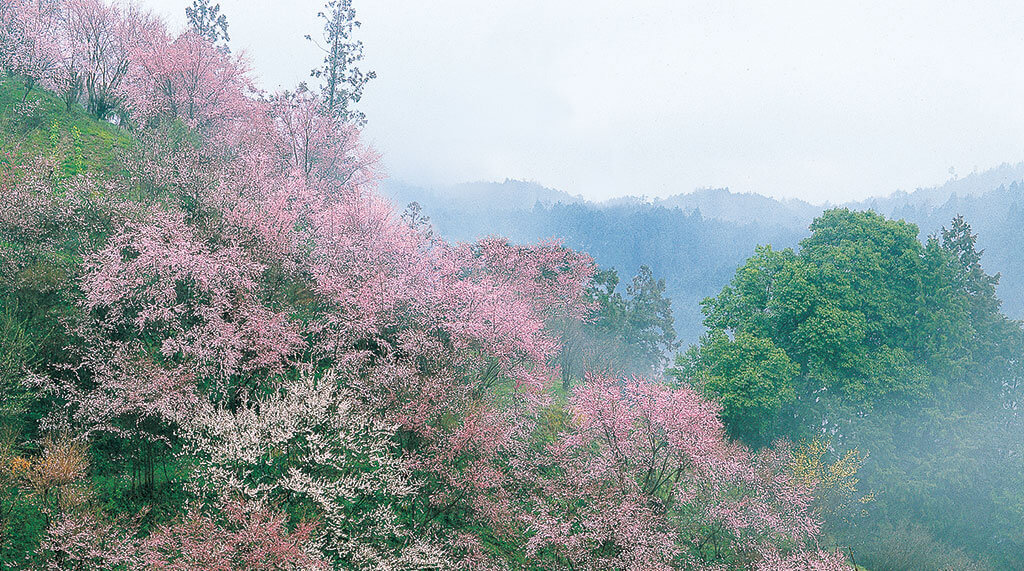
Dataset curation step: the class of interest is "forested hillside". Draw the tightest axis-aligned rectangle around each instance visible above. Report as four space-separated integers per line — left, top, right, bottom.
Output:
0 1 849 569
4 1 1023 570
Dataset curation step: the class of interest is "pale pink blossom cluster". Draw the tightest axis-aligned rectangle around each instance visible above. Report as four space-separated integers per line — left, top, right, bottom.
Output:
1 0 153 115
122 27 254 138
514 374 843 569
82 208 304 382
39 501 328 570
0 0 59 97
37 511 141 571
140 501 327 571
179 370 450 569
0 157 134 301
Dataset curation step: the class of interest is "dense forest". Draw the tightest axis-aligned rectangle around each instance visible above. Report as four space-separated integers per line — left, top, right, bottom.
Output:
2 1 1023 570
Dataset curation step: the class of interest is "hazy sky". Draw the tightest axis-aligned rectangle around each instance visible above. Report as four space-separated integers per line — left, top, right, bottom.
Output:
135 0 1024 203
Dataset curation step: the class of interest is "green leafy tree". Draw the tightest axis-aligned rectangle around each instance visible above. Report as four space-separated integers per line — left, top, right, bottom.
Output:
672 208 1024 567
675 329 797 447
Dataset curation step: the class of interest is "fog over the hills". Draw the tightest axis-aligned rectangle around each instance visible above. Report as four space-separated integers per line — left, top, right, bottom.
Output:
134 0 1024 204
382 163 1024 344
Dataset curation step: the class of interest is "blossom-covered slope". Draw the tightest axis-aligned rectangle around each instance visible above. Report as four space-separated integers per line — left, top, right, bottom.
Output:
0 1 848 568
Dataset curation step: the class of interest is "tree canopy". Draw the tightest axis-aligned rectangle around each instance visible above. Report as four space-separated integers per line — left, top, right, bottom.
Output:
674 208 1024 568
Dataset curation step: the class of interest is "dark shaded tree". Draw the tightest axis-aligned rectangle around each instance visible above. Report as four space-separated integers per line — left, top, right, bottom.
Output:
557 266 678 389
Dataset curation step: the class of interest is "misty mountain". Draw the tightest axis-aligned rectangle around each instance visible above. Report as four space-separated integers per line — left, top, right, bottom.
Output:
850 162 1024 213
384 179 586 213
380 180 808 344
380 164 1024 344
651 187 822 229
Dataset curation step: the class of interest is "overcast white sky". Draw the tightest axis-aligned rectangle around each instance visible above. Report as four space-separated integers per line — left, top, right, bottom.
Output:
135 0 1024 203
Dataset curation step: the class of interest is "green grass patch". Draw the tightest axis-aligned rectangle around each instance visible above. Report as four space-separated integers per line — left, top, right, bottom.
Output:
0 76 133 183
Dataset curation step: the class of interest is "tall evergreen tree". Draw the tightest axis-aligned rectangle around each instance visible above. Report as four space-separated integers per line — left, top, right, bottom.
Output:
185 0 230 49
307 0 375 126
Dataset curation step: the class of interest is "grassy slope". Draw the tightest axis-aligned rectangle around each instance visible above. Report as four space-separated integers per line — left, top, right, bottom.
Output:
0 75 131 181
0 75 134 320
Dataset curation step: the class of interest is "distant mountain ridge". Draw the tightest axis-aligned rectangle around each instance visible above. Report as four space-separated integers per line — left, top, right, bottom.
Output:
650 188 822 229
380 163 1024 342
850 162 1024 213
384 179 586 213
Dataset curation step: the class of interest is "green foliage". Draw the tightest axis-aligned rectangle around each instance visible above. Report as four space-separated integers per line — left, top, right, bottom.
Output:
622 265 678 364
684 210 971 433
69 125 85 176
0 76 131 183
0 494 46 565
675 330 796 446
0 298 35 427
556 265 678 387
674 208 1024 568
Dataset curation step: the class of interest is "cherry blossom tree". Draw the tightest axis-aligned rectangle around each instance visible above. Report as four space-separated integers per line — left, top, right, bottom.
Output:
124 27 253 138
0 0 157 116
81 208 304 388
39 499 325 571
0 0 60 102
269 85 376 190
140 501 325 571
38 510 142 570
515 374 847 569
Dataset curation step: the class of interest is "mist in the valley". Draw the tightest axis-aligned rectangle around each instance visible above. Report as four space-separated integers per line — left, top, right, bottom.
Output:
383 169 1024 569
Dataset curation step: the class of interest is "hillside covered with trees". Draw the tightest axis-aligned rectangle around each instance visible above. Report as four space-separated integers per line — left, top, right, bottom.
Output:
2 1 1023 571
0 0 850 569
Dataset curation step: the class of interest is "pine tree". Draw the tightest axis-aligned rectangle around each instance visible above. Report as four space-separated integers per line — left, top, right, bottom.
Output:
306 0 375 126
185 0 229 49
